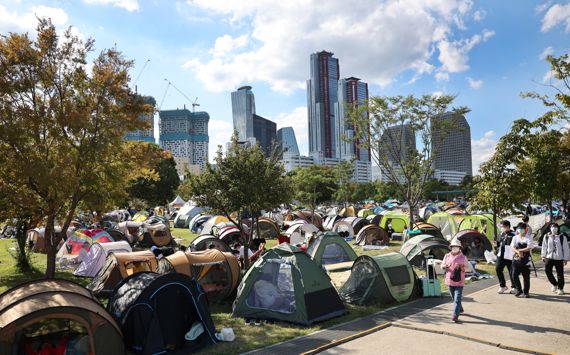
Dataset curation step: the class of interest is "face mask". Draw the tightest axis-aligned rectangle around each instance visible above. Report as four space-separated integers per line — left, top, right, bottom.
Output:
451 247 460 253
518 229 525 235
551 226 559 234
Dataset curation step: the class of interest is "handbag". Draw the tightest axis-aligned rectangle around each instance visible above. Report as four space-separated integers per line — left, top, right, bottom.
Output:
450 266 462 282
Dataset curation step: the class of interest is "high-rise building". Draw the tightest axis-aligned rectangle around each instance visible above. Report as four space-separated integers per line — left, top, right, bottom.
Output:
381 124 417 164
432 112 473 178
231 86 256 141
277 127 300 157
125 96 156 143
159 108 209 174
253 114 277 155
336 77 370 162
307 51 339 159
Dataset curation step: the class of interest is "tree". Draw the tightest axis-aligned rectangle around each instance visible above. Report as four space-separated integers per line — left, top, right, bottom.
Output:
352 182 377 203
128 150 180 206
349 94 468 225
0 20 156 278
333 160 355 207
187 135 292 268
291 165 337 210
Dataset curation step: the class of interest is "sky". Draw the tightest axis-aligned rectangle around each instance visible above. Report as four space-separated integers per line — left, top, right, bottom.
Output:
1 0 569 174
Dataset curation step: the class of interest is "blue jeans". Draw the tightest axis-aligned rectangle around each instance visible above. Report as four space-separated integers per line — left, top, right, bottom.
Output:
449 286 464 317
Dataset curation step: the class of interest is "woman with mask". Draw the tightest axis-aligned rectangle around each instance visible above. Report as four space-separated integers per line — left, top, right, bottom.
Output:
511 223 533 298
541 223 569 295
442 239 469 323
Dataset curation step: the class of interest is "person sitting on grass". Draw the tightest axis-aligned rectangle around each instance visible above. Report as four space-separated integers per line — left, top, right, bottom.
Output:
442 239 470 323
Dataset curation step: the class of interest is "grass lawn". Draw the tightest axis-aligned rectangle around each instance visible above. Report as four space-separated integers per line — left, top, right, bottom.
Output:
0 228 503 354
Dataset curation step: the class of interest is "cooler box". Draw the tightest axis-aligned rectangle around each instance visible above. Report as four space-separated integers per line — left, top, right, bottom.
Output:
421 277 441 297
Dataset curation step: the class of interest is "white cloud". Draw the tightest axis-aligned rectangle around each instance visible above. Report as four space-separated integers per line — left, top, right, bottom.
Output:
473 9 486 21
270 106 308 155
83 0 139 12
472 130 497 174
431 91 445 98
434 71 450 82
207 118 233 162
535 2 553 14
437 29 494 74
0 4 68 33
183 0 485 93
541 2 570 32
543 70 556 82
539 46 554 60
466 76 483 89
209 34 249 59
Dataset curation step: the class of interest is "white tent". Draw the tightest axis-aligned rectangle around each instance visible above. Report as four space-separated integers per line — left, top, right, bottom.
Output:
169 195 186 208
284 223 320 246
74 241 132 277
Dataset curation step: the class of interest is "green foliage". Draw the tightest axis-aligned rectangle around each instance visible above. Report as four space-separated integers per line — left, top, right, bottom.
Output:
290 165 337 209
351 182 378 203
128 153 180 206
333 160 355 206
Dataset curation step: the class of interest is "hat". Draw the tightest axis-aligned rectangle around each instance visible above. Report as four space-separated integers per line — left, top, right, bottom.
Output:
449 239 461 248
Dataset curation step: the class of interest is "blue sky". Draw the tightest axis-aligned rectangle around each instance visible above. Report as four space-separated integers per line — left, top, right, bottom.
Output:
1 0 569 173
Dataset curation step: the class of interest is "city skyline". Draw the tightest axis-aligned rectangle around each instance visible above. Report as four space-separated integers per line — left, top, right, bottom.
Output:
2 1 568 174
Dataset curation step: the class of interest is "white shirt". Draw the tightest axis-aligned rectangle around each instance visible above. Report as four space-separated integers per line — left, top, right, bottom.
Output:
510 234 533 265
239 246 254 259
541 233 570 261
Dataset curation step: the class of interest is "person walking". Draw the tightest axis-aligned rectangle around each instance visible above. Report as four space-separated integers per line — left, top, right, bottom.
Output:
496 220 515 294
522 215 533 239
442 239 469 323
541 223 570 295
511 223 533 298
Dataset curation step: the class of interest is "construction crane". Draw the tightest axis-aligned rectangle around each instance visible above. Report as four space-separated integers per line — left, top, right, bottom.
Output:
192 97 200 112
132 59 150 93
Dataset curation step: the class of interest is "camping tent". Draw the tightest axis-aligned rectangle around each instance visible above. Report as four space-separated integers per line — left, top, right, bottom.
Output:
537 220 570 246
157 249 240 302
201 216 230 235
252 217 280 239
323 215 342 231
138 223 174 247
189 214 212 233
339 206 356 217
56 229 114 268
427 212 458 240
169 195 186 209
410 222 445 240
284 223 320 246
132 211 149 222
357 209 373 218
306 232 358 266
87 250 158 296
232 243 346 325
117 221 143 245
0 279 123 354
454 230 493 260
458 214 497 241
339 253 416 306
286 210 324 230
379 211 409 233
190 234 232 252
218 225 247 246
400 234 450 267
174 203 203 228
355 224 390 246
74 241 132 277
108 272 217 354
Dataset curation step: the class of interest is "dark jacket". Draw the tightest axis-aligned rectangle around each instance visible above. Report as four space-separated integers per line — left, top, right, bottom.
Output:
495 230 515 258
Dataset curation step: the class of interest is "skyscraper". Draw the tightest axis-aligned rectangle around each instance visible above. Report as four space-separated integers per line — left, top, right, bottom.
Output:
125 95 156 143
381 124 417 164
231 86 256 141
277 127 300 156
253 114 277 155
307 51 339 159
336 77 370 162
432 112 473 177
159 108 209 174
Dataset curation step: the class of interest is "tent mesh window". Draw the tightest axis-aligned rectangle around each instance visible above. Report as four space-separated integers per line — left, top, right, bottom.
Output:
245 261 296 314
192 262 229 298
339 259 377 304
17 319 91 355
384 265 410 286
321 243 351 265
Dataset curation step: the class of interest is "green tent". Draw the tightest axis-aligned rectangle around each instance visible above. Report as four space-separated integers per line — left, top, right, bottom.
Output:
357 209 373 218
232 244 346 325
458 214 497 241
306 232 357 266
339 253 416 306
400 234 450 267
379 211 409 233
427 212 458 240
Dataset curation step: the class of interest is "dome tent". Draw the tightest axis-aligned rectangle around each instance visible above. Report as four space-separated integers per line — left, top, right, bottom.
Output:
454 230 493 260
339 253 416 306
355 224 390 246
410 222 445 241
427 212 458 241
189 214 212 233
0 279 123 354
284 223 320 246
306 232 357 266
108 272 217 354
173 203 202 228
190 234 232 252
458 214 497 241
379 211 409 233
74 241 132 277
138 222 174 248
400 234 450 267
232 244 346 325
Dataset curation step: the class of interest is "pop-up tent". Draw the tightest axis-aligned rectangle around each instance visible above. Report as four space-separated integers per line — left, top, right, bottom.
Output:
323 214 341 231
201 216 230 235
138 223 174 247
174 203 203 228
379 211 409 233
306 232 357 266
400 234 450 267
410 222 445 241
339 253 416 306
56 229 114 268
252 217 280 239
232 243 346 325
189 214 212 233
0 279 123 354
190 234 232 252
284 223 320 246
454 230 493 260
108 272 217 354
158 249 240 302
287 211 324 230
74 241 132 277
87 250 158 296
458 214 497 241
355 224 390 246
427 212 458 240
117 221 143 245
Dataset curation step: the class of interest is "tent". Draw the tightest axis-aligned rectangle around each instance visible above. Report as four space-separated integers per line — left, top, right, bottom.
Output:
367 214 383 226
108 272 217 354
56 229 114 267
458 214 497 241
117 221 143 245
252 217 280 239
169 195 186 209
379 211 409 233
87 250 158 296
454 230 493 260
0 279 123 354
400 234 450 267
411 222 445 240
306 232 358 266
339 253 416 306
355 224 390 246
201 216 230 235
74 241 132 277
286 211 324 230
537 220 570 245
357 209 373 218
232 243 346 325
157 249 240 302
427 212 458 240
132 211 149 222
138 223 174 247
190 234 232 252
174 203 203 228
218 225 247 246
284 223 320 246
323 215 342 231
189 214 212 233
339 206 356 217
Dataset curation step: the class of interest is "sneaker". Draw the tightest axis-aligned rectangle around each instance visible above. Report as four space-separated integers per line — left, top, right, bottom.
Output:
557 289 565 295
245 319 252 326
497 286 509 294
517 293 528 298
514 291 522 297
552 285 558 293
452 315 459 323
254 320 262 326
510 288 517 294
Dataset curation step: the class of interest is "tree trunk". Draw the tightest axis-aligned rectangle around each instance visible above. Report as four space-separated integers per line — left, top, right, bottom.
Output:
492 206 498 242
548 200 554 222
15 220 31 272
45 215 57 279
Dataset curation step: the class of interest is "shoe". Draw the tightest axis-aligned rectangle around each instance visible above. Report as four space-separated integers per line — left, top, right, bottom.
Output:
557 289 565 295
510 288 517 294
497 286 509 294
517 293 528 298
552 285 558 293
523 294 530 298
254 320 262 326
452 315 459 323
245 319 252 326
514 291 522 297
